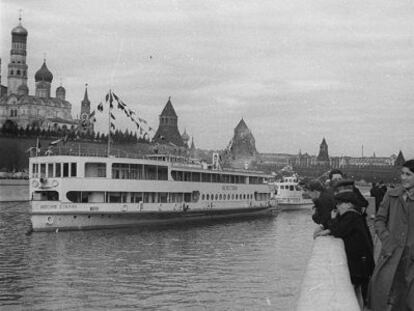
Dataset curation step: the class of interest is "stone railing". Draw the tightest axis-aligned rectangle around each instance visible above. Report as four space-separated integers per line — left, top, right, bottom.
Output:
296 236 361 311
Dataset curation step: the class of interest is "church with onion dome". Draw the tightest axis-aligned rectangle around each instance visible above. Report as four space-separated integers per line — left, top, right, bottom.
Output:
0 17 91 133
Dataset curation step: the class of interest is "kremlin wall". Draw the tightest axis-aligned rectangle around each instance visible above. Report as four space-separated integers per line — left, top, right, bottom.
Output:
0 18 405 183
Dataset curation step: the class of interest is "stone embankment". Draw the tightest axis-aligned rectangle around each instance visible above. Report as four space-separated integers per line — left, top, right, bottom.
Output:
296 197 376 311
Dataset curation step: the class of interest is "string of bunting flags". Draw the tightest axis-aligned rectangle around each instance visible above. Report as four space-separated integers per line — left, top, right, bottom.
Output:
97 89 153 139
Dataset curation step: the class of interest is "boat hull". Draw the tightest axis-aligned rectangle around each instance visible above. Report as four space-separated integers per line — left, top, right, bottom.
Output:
277 200 314 211
31 206 278 232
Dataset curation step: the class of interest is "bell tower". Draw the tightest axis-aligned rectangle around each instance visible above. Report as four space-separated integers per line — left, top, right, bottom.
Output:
7 14 29 95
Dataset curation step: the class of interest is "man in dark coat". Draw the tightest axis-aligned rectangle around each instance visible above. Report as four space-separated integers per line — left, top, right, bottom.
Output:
305 179 336 229
368 159 414 311
314 191 375 306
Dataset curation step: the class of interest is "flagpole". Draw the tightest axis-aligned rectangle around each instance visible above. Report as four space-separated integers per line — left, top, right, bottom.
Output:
107 89 111 157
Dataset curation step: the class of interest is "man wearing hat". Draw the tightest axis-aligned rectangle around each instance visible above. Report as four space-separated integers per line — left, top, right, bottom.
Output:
305 179 336 229
333 178 369 212
314 191 375 307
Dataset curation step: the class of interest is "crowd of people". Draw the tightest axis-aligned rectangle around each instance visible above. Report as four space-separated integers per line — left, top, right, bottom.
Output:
305 160 414 311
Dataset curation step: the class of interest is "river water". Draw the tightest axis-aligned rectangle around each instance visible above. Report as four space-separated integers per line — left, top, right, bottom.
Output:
0 198 315 311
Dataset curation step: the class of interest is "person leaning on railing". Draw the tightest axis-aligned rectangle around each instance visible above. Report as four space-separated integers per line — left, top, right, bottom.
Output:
304 179 336 230
313 191 375 307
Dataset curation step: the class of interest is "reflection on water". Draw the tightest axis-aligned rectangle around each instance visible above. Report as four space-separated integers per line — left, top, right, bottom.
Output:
0 201 314 311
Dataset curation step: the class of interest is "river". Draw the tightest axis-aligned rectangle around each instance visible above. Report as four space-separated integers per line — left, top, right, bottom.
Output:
0 199 314 311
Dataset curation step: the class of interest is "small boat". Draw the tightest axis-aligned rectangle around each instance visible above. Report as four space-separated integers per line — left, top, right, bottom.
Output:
270 175 314 210
29 151 279 231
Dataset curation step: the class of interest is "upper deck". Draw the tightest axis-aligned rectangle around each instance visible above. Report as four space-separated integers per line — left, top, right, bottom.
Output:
29 148 272 184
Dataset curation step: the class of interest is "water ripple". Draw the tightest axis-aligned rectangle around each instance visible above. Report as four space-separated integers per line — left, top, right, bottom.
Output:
0 201 314 310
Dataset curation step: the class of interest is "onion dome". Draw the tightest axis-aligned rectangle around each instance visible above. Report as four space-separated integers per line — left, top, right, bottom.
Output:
35 60 53 82
56 85 66 93
56 85 66 100
181 129 190 142
11 23 28 36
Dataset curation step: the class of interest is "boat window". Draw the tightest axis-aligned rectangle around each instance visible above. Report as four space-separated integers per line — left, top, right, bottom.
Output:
32 163 38 177
158 166 168 180
219 194 222 200
206 194 210 200
48 163 54 177
290 185 294 191
40 163 46 177
192 191 200 202
174 171 183 181
144 165 157 180
131 192 143 203
112 163 129 179
184 193 191 203
33 191 59 201
71 163 77 177
211 193 214 200
108 192 121 203
159 192 168 203
85 162 106 177
202 173 211 182
63 163 69 177
201 194 205 200
67 191 81 202
55 163 61 177
192 172 201 182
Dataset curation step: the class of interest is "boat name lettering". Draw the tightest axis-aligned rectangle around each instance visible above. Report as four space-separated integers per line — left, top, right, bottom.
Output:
40 205 57 209
61 204 77 209
90 206 99 211
222 185 237 191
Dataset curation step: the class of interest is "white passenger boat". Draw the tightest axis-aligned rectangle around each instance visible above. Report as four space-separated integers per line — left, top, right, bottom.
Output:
271 175 314 210
29 151 278 231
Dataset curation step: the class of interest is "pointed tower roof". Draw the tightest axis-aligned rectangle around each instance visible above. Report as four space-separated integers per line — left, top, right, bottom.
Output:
160 97 177 117
321 137 327 146
153 97 185 147
395 150 405 166
234 118 248 133
82 83 90 105
35 60 53 82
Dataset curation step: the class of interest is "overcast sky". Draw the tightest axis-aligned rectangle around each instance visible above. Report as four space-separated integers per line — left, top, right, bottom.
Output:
1 0 413 158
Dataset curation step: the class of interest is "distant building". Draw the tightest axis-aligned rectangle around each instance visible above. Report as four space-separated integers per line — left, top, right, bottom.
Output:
260 153 293 168
394 150 405 167
0 17 90 133
225 118 257 169
316 137 330 166
181 128 190 148
152 97 186 147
